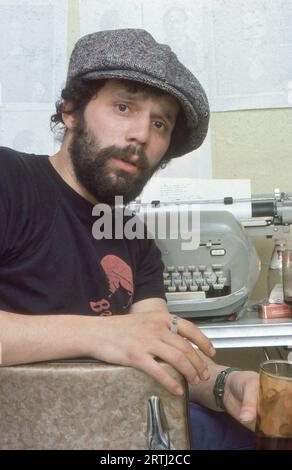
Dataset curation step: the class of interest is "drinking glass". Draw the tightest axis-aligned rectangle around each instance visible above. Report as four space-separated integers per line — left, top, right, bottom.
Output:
255 360 292 450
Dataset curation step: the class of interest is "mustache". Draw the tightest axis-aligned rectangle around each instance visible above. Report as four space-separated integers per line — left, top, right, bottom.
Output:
96 145 150 171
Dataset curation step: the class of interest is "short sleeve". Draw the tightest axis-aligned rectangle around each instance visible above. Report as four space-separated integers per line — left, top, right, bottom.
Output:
0 147 45 260
0 147 18 257
132 238 166 303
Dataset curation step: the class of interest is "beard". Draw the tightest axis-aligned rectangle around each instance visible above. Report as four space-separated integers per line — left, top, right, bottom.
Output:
69 114 160 205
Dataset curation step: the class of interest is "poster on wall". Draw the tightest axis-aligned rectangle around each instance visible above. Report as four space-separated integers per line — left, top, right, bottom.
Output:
0 0 68 155
211 0 292 110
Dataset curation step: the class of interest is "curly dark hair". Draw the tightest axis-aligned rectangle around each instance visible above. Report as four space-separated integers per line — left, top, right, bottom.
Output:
50 77 106 136
51 77 185 164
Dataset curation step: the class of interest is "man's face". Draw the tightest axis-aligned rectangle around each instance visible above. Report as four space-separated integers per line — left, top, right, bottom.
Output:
69 79 179 205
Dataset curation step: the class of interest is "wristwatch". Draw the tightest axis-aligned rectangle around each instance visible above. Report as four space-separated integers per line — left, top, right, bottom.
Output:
213 367 242 411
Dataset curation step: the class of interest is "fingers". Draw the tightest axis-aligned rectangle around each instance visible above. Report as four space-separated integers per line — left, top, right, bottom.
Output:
162 333 210 382
225 370 259 430
239 373 259 429
173 316 216 358
107 311 216 396
152 340 206 386
138 356 185 396
149 313 215 386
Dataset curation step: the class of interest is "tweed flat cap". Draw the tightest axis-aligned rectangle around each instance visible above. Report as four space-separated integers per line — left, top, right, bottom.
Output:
67 29 209 159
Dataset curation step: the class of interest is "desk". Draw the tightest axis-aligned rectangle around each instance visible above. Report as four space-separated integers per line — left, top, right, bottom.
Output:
196 310 292 349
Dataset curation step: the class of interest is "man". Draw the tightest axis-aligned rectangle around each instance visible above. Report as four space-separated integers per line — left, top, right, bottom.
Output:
0 29 258 448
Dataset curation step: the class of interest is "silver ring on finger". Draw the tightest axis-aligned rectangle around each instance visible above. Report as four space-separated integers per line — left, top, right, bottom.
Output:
170 314 178 334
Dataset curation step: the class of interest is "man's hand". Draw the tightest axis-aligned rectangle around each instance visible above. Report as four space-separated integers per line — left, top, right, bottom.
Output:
0 299 215 397
87 308 216 396
223 370 259 430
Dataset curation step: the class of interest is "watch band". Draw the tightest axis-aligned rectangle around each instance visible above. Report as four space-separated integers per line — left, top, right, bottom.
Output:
213 367 242 411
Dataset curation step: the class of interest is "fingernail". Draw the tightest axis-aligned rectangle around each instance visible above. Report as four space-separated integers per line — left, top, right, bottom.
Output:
175 386 184 396
193 376 200 385
202 369 210 380
209 347 216 357
240 412 253 422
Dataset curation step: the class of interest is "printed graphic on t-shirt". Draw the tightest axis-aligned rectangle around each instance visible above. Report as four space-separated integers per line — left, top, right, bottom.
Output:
89 255 134 315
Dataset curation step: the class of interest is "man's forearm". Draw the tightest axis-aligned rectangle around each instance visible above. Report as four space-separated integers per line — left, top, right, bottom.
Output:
0 307 218 399
0 310 94 365
188 351 227 411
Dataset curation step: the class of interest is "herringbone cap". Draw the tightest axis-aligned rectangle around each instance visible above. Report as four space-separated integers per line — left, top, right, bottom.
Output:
67 29 209 159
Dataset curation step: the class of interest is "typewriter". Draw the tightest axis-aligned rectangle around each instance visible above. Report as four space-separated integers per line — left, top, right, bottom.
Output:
155 209 260 319
130 189 292 319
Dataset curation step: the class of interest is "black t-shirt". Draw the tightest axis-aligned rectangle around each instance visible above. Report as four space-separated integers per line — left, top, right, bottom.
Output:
0 147 166 315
